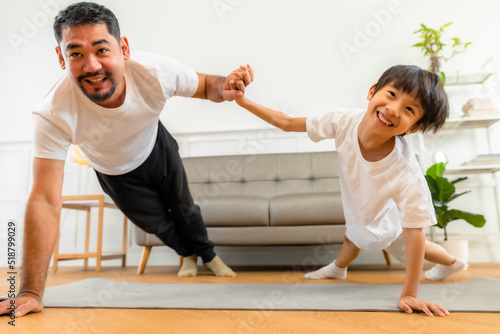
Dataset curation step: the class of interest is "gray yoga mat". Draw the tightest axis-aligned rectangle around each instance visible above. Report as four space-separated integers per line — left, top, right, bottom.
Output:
32 277 500 312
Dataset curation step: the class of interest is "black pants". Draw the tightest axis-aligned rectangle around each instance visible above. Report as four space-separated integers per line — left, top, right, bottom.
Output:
95 122 216 262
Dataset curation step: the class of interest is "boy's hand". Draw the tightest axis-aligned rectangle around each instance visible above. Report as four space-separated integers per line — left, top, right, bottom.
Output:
398 296 449 317
233 93 247 106
223 64 254 101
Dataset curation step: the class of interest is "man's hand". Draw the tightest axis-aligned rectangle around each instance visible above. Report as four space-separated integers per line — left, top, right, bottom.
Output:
398 295 449 317
0 293 44 318
223 64 254 101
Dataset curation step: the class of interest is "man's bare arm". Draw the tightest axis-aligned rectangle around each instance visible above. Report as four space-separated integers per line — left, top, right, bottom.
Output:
192 65 254 102
0 157 65 317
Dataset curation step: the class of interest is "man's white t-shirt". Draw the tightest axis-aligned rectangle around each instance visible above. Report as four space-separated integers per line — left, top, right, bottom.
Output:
32 52 199 175
306 109 436 251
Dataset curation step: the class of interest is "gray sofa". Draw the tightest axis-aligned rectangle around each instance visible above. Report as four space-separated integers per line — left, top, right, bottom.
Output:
134 151 391 273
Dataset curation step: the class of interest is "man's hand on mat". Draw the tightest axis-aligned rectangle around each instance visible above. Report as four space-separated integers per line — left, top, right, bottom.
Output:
398 296 450 317
223 64 254 101
0 293 43 318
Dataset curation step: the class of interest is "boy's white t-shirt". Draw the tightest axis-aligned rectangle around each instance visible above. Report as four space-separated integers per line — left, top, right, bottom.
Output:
32 52 199 175
306 108 436 251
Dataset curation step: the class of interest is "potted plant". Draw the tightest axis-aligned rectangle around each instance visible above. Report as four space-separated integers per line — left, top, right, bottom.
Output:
413 22 471 84
425 162 486 262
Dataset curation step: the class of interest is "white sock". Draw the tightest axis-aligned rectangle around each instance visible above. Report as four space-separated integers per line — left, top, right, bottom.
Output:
304 261 347 279
424 258 467 281
203 255 236 277
177 254 198 277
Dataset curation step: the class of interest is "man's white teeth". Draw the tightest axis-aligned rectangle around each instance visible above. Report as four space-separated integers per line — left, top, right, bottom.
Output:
378 112 393 126
88 78 105 84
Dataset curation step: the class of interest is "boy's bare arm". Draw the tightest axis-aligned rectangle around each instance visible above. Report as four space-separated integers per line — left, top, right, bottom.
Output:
398 227 449 316
229 64 306 132
235 97 307 132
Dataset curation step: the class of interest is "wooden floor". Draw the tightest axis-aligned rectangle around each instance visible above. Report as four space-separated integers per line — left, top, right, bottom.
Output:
1 263 499 334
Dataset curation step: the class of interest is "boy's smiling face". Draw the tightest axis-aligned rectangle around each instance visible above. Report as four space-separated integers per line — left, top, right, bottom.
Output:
366 83 425 137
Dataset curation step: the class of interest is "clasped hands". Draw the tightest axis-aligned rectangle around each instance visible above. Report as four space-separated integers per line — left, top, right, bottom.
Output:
223 64 254 101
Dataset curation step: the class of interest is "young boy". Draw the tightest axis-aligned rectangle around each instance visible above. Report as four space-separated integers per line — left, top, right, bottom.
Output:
232 64 466 317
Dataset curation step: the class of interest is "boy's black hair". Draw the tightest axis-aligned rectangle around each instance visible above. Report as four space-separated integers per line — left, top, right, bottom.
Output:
372 65 449 134
53 2 121 45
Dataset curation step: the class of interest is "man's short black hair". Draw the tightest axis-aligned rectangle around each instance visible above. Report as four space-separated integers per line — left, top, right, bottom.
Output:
373 65 449 134
53 2 121 45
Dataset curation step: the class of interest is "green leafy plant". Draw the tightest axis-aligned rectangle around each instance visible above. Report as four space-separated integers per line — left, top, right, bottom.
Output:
425 162 486 241
413 22 471 84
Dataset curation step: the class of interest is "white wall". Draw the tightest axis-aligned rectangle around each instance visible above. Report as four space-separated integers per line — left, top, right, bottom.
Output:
3 0 500 140
1 0 500 267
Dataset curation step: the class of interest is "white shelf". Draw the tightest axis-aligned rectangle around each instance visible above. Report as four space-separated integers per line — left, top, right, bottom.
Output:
445 72 493 86
444 116 500 130
434 58 500 232
445 164 500 175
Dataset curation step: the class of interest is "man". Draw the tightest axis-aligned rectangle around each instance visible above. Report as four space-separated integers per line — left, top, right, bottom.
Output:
0 2 253 317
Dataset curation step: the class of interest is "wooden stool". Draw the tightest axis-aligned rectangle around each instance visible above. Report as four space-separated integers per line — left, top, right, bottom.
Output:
53 194 128 272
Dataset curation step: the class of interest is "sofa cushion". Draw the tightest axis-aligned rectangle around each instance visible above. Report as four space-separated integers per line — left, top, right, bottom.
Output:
195 195 269 227
134 225 347 247
270 192 344 226
207 225 346 246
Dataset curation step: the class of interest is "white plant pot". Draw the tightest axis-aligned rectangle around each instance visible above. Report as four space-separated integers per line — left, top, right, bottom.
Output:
436 239 469 264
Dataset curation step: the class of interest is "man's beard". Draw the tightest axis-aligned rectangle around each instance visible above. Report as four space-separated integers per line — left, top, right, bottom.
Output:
78 71 117 103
